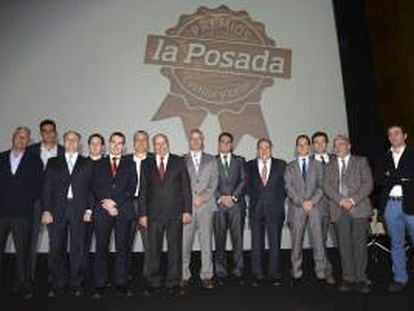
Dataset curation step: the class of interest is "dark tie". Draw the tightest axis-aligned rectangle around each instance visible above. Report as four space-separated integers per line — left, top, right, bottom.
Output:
223 155 230 177
302 158 307 181
340 159 347 196
321 155 326 166
111 157 118 176
159 157 166 181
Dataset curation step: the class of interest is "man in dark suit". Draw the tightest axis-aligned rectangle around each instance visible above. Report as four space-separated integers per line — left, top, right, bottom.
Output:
138 133 192 297
125 130 153 280
214 132 246 285
91 132 137 298
0 127 43 299
247 138 286 287
27 119 64 282
41 131 94 298
310 131 336 284
376 125 414 292
324 135 373 294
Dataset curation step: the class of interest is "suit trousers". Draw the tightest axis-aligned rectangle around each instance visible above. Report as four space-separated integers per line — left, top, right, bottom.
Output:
334 212 369 283
213 206 244 278
147 217 183 288
289 207 326 279
0 217 31 289
182 206 214 281
94 212 134 288
47 201 87 290
250 212 283 279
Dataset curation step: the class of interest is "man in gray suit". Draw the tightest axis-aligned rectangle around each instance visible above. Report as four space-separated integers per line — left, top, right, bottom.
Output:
285 135 327 283
181 129 219 290
214 132 246 285
310 131 336 284
324 135 373 294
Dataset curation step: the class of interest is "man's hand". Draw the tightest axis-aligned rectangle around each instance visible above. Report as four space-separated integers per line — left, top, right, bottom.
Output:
108 207 119 217
83 210 92 223
302 200 315 212
101 199 117 210
340 198 354 211
41 211 53 225
139 216 148 228
193 196 205 208
182 213 192 225
220 195 234 208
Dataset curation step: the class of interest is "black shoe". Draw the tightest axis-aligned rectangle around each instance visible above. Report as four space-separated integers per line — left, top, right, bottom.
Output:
21 288 34 300
180 279 190 289
116 287 133 298
216 276 227 286
251 278 265 288
72 287 84 297
48 288 63 298
291 277 303 287
388 281 406 293
144 287 161 298
166 286 183 297
232 275 245 286
270 277 283 287
201 279 215 290
355 282 370 294
338 281 353 292
92 288 104 299
325 275 336 285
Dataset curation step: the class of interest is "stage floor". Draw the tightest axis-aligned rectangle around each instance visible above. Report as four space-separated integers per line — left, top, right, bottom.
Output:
1 249 413 311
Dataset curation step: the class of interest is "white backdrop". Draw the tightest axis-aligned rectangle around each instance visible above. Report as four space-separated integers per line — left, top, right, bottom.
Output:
0 0 346 252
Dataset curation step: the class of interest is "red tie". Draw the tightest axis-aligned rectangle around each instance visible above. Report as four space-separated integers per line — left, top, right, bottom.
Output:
111 157 118 176
159 157 166 181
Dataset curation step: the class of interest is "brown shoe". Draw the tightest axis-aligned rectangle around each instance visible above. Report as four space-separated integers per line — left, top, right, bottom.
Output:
201 279 215 290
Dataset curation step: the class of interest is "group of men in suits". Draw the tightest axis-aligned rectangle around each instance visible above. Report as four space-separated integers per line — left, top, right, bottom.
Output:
0 119 413 299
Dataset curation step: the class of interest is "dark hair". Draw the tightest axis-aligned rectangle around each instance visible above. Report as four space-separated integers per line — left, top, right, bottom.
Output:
296 134 311 146
311 131 329 144
39 119 57 132
88 133 105 145
109 131 126 144
388 124 407 135
133 130 149 140
257 138 272 148
218 132 234 143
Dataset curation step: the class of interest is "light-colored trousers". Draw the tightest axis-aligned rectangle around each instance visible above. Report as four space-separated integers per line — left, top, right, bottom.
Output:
182 206 214 281
289 206 327 279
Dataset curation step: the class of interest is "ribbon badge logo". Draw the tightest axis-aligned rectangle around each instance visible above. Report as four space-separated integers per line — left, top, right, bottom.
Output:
144 5 292 146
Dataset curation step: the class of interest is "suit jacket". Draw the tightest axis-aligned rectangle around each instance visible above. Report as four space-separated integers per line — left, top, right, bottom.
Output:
27 142 65 164
247 157 286 222
139 154 192 221
0 150 43 218
185 152 219 211
215 154 247 210
323 155 373 222
284 158 323 223
92 156 137 220
310 153 336 218
376 147 414 214
42 155 94 222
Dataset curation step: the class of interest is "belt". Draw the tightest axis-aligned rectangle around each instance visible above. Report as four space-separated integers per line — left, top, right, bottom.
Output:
389 196 403 202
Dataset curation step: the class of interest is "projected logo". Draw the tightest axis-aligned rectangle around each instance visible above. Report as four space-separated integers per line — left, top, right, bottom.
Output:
144 5 292 146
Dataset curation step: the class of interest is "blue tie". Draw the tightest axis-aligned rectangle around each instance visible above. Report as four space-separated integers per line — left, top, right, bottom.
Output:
302 158 307 180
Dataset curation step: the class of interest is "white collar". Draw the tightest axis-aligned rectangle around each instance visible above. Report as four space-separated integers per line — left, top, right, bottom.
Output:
65 152 78 160
390 145 406 155
191 150 202 158
337 154 350 164
133 153 147 162
41 143 58 152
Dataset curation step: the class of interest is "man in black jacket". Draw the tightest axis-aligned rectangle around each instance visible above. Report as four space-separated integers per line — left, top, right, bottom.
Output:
139 133 192 296
247 138 286 286
376 125 414 292
41 131 94 298
92 132 137 298
0 127 43 299
27 119 64 282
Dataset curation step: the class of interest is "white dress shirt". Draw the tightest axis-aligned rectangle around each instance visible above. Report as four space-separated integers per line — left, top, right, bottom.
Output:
257 157 271 181
10 150 24 175
65 152 78 199
156 153 169 169
314 153 330 164
298 155 310 174
133 153 147 196
220 152 232 167
40 143 58 169
191 150 202 174
389 145 406 197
